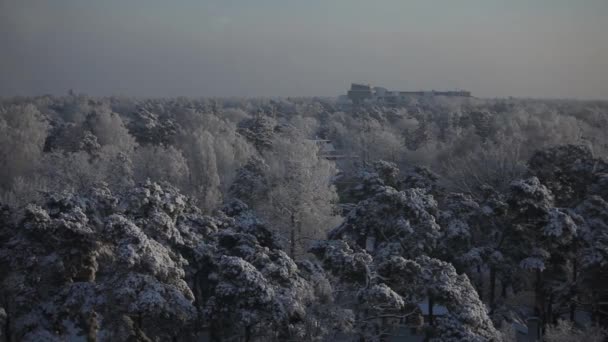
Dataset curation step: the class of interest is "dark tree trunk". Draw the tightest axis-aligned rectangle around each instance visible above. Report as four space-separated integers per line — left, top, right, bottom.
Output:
210 323 222 342
570 257 578 321
289 212 296 259
134 313 144 338
547 294 554 324
85 311 98 342
193 270 202 309
425 295 435 342
476 265 484 301
490 266 496 312
428 295 434 326
501 278 508 299
535 269 545 327
244 326 251 342
569 303 576 322
3 307 9 342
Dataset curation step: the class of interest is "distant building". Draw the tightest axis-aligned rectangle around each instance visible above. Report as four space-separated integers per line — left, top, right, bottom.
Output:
347 83 373 104
345 83 471 105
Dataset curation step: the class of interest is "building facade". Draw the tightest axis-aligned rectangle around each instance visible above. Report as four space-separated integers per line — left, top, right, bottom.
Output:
346 83 471 105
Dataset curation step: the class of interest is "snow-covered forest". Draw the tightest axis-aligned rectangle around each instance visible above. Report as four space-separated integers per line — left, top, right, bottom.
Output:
1 94 608 341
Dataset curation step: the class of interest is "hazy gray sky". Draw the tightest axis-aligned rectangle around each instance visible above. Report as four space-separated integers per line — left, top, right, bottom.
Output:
1 0 607 98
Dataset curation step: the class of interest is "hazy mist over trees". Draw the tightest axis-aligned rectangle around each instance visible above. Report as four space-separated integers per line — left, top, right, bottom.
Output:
2 1 608 99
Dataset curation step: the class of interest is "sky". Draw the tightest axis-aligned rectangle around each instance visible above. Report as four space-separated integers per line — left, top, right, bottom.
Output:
1 0 607 99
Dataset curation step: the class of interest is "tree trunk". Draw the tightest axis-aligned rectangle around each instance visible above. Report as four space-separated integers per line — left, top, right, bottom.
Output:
501 278 508 299
547 294 554 324
289 213 296 259
210 323 221 342
490 266 496 312
535 269 545 328
85 311 98 342
425 295 435 342
2 307 9 342
428 295 434 326
570 257 578 321
476 265 484 301
244 326 251 342
2 294 12 342
193 270 201 309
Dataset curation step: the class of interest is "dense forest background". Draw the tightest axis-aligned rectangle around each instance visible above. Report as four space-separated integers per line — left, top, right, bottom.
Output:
1 94 608 341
